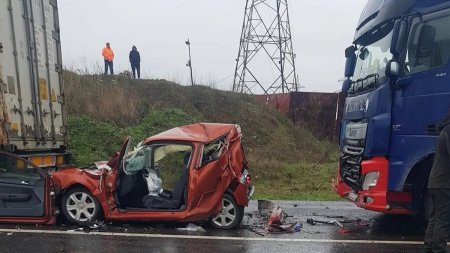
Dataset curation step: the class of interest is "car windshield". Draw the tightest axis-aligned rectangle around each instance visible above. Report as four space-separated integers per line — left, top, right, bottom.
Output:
351 23 394 91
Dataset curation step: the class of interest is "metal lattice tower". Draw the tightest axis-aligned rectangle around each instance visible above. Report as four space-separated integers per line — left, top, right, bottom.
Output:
233 0 300 95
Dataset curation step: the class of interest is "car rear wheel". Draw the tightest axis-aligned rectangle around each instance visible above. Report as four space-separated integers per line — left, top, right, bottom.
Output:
210 193 244 229
61 187 101 226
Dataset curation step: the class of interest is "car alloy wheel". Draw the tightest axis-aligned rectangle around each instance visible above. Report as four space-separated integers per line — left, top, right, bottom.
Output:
62 187 100 225
213 198 236 227
66 192 96 221
211 193 244 229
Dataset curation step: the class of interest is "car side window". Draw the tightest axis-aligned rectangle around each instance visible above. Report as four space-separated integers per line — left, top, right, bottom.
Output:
200 137 226 167
0 153 41 182
405 10 450 75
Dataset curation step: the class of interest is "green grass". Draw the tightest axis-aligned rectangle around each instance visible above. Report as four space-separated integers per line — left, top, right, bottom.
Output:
252 162 341 201
68 109 196 166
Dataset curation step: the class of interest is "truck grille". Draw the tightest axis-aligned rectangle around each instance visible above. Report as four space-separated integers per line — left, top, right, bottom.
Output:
340 145 364 190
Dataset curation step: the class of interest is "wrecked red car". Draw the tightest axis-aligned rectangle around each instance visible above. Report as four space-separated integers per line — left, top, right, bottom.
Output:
0 123 254 229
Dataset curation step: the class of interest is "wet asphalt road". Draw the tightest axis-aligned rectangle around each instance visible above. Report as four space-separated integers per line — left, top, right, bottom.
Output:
0 201 435 253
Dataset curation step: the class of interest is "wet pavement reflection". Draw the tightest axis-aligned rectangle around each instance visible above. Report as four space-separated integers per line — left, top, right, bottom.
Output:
0 201 435 253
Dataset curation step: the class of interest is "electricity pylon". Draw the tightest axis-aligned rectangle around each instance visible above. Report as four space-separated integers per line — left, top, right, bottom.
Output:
233 0 300 95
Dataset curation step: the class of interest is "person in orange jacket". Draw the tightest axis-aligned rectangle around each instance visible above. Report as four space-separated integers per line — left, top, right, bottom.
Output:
102 42 115 75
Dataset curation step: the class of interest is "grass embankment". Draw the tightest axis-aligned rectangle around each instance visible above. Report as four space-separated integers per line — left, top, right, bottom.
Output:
64 72 340 200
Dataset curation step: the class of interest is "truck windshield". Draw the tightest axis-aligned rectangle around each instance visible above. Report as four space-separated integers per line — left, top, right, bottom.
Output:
351 24 394 92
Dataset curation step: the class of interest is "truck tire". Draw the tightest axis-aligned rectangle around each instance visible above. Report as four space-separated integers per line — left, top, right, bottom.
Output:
61 187 101 226
210 193 244 229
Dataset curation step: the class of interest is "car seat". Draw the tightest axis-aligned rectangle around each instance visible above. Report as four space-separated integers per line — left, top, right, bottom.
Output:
117 170 149 208
142 167 188 209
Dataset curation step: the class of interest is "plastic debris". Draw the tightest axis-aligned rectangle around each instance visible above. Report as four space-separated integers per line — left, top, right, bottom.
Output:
268 206 285 225
268 222 303 234
89 221 106 229
306 218 343 228
248 205 302 236
176 223 206 232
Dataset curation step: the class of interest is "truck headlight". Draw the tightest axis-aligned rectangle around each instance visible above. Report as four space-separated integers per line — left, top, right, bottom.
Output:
362 172 379 190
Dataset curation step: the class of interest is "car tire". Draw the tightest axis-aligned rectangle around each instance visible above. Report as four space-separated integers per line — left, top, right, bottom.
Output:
61 187 101 226
210 193 244 229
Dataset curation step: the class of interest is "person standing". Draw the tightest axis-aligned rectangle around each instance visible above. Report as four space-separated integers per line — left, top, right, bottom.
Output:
129 46 141 79
102 42 115 75
425 109 450 253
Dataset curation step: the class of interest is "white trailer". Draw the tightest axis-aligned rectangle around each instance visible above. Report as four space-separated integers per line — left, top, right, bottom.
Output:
0 0 67 166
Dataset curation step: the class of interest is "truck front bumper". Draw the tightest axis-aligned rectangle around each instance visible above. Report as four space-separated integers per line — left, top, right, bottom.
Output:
333 156 412 215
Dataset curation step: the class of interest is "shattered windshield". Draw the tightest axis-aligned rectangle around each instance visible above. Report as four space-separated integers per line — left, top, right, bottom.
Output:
351 23 394 91
123 143 192 175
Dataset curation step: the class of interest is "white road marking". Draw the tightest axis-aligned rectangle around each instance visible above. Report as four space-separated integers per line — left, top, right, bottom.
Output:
0 228 427 245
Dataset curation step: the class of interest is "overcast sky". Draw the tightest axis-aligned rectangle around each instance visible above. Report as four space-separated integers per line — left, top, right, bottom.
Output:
59 0 367 92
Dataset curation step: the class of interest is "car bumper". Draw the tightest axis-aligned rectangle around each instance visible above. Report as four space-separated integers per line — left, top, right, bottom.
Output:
333 156 412 215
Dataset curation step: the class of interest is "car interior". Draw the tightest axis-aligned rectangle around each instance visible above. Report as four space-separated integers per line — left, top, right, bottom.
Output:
115 143 192 211
0 154 45 217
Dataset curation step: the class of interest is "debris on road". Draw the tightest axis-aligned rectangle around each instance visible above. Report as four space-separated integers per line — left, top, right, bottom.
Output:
268 222 302 234
248 204 302 236
268 206 285 225
87 220 107 230
306 217 372 235
176 223 206 232
306 218 344 228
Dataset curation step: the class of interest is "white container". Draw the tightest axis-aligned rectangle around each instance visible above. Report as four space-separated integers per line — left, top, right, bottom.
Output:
0 0 66 152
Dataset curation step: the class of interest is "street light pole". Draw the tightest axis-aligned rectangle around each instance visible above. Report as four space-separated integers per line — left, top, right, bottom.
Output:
185 39 194 86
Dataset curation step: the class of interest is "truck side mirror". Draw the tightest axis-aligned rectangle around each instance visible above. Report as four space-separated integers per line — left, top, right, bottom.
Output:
386 60 401 77
391 20 408 56
344 46 357 78
342 79 352 94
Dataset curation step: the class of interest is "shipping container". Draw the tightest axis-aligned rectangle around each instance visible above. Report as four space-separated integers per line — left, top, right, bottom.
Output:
0 0 67 165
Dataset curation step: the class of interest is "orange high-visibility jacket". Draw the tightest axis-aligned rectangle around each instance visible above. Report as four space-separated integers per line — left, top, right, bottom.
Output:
102 47 114 62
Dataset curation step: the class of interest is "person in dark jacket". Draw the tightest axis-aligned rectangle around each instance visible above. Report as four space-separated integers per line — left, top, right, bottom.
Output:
129 46 141 79
425 109 450 253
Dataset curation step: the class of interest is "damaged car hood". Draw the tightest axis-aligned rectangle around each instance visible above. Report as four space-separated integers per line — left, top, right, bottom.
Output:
143 123 241 144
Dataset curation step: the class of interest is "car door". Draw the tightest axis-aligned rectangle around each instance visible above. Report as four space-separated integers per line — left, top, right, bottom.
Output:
190 138 232 210
0 152 51 220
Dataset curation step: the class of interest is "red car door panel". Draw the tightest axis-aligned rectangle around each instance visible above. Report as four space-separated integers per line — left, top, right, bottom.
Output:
0 152 52 222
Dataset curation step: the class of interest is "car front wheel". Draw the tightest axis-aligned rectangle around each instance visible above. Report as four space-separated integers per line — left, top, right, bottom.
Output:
61 187 101 226
210 193 244 229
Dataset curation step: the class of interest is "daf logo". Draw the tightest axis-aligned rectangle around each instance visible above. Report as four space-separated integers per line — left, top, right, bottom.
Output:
348 129 358 137
436 73 447 77
392 124 402 131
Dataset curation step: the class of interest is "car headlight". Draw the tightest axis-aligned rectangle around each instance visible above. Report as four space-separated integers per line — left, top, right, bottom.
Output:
362 172 379 190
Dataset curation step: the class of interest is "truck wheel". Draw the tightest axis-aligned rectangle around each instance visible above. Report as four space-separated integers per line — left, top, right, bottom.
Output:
210 193 244 229
61 187 101 226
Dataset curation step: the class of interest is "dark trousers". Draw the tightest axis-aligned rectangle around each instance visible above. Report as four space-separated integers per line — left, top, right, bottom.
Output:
104 60 114 75
425 189 450 253
131 62 140 79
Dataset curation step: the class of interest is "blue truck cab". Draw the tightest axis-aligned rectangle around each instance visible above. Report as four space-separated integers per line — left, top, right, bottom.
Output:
333 0 450 214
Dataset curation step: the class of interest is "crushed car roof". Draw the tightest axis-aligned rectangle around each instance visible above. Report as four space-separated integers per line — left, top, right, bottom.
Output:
143 123 239 143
